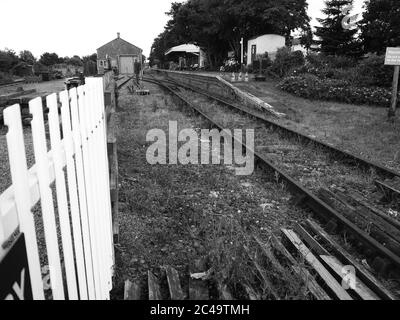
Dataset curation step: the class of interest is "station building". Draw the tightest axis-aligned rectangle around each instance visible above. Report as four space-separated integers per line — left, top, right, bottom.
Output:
97 33 143 75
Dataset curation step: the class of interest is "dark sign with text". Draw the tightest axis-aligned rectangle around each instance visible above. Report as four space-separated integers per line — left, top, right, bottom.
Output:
0 233 33 300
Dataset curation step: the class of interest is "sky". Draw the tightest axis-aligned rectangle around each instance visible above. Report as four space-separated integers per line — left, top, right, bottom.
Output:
0 0 365 59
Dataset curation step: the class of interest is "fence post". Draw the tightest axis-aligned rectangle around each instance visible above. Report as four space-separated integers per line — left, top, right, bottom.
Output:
104 73 119 244
3 105 45 300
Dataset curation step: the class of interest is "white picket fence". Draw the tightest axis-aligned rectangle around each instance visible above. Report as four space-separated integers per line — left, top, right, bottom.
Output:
0 77 114 300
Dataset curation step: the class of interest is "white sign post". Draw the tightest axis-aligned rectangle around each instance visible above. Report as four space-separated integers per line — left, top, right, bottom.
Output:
385 47 400 118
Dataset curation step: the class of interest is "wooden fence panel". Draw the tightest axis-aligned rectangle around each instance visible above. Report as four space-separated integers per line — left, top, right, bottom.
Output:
69 87 97 299
0 77 114 300
47 93 78 300
29 97 65 300
3 105 44 300
59 90 88 300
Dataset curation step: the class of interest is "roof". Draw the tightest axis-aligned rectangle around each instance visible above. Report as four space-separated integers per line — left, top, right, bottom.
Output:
97 37 142 52
165 44 201 56
248 34 285 41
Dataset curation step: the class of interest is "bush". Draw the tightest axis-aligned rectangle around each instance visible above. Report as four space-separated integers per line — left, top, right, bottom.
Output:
355 55 393 88
306 53 355 69
0 71 13 85
278 74 395 107
270 47 305 77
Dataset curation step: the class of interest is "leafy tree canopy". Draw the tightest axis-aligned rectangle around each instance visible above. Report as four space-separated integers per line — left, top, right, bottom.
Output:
314 0 362 57
150 0 310 69
360 0 400 55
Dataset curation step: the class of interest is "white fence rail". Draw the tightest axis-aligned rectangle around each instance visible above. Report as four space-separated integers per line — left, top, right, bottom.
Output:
0 78 114 300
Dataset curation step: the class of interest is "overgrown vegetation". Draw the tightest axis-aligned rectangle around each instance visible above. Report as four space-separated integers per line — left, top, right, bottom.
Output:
0 48 98 83
277 52 396 107
149 0 310 69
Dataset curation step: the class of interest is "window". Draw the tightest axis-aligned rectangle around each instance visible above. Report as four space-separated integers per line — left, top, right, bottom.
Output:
99 60 103 67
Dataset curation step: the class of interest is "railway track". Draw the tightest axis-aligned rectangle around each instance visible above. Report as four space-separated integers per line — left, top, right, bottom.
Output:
142 76 400 292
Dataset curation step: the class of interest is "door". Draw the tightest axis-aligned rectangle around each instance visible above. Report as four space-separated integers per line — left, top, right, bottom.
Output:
251 45 257 64
119 56 135 74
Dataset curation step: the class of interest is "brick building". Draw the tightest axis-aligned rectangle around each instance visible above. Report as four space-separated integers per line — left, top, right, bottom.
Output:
97 33 143 75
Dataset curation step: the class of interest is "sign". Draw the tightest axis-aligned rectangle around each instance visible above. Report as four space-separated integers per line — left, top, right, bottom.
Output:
0 233 33 300
385 47 400 66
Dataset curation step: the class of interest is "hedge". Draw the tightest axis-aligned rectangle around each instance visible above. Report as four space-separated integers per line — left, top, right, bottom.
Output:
278 74 397 107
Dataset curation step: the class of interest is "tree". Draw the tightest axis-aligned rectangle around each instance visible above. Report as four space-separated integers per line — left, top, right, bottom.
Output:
67 55 83 66
150 0 310 69
360 0 400 55
300 26 314 52
39 52 62 66
314 0 362 57
19 50 36 64
0 48 19 72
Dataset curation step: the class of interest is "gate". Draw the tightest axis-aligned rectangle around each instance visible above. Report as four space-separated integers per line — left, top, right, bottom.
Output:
0 77 114 300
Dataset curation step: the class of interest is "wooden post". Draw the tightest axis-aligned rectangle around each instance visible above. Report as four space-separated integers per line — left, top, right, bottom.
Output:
388 65 400 119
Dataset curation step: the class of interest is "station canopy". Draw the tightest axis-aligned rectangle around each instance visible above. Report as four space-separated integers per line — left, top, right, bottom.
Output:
165 44 201 56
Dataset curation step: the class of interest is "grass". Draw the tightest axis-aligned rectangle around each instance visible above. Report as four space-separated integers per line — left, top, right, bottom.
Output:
234 79 400 172
112 83 311 300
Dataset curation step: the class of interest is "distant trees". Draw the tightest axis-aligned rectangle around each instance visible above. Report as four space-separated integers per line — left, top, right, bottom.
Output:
0 48 19 72
150 0 310 69
314 0 361 57
39 52 63 66
19 50 36 64
360 0 400 55
67 55 83 66
83 53 97 75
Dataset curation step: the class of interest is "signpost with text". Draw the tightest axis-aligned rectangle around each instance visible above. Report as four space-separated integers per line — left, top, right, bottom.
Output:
385 47 400 118
0 234 33 300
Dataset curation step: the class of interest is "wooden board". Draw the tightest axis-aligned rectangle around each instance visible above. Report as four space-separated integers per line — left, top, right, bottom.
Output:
294 224 330 256
281 229 352 300
270 235 331 300
165 266 185 300
124 279 141 300
306 219 397 300
148 271 162 300
345 189 400 232
320 255 379 300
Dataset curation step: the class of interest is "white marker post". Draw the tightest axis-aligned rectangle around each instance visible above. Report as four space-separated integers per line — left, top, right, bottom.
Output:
385 47 400 119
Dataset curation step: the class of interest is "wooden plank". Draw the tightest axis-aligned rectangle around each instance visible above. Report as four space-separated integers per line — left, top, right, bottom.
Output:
346 189 400 232
281 229 352 300
30 97 65 300
107 110 116 144
124 280 141 300
320 255 379 300
148 271 162 300
243 245 280 300
60 90 88 300
3 104 45 300
375 180 400 202
306 219 397 300
47 93 78 300
70 88 96 300
270 235 331 300
319 188 400 256
294 224 330 256
165 266 185 300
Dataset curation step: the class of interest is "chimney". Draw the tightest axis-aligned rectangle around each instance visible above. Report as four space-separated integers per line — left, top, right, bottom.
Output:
117 32 120 39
